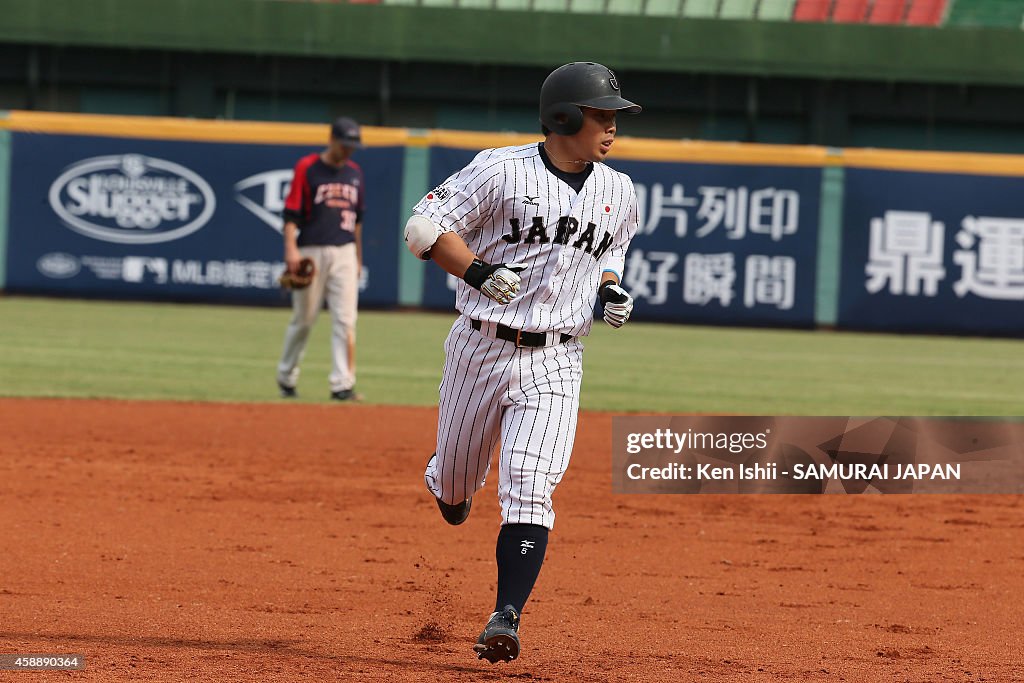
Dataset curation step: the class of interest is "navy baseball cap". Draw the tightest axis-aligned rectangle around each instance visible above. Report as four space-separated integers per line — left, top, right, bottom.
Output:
330 116 363 148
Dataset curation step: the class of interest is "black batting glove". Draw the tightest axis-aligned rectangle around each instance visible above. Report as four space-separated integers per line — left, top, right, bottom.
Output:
599 280 634 328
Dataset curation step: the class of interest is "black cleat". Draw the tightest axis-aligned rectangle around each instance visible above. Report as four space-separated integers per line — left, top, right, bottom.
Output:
473 605 520 663
330 388 362 401
278 381 297 399
435 496 472 525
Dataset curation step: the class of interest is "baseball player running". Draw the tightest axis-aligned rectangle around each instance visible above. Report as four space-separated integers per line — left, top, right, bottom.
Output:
276 117 365 401
404 62 641 663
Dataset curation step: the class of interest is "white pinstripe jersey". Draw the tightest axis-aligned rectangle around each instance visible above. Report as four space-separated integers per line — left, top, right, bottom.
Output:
413 143 639 337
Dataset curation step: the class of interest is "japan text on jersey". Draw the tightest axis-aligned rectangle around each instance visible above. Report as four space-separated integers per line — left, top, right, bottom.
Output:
283 153 365 247
413 143 639 337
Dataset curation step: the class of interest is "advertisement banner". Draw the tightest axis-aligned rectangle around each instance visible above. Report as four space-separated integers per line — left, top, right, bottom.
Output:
838 168 1024 336
421 145 822 327
5 132 403 306
615 159 820 327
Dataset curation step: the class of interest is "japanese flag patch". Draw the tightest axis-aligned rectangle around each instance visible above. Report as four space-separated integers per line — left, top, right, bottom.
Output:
426 184 452 203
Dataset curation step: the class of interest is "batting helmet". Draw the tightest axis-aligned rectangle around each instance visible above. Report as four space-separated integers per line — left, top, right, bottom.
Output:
540 62 642 136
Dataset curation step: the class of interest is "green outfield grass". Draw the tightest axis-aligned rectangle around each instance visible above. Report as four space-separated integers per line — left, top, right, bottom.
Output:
0 296 1021 415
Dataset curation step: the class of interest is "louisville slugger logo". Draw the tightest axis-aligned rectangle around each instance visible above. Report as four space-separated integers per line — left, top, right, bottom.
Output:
502 216 613 259
49 154 215 244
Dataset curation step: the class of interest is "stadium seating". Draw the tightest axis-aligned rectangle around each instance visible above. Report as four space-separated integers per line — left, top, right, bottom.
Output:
831 0 869 22
757 0 798 20
792 0 830 21
377 0 1020 29
867 0 906 23
946 0 1024 27
642 0 681 15
681 0 720 17
904 0 944 25
532 0 568 8
719 0 758 19
790 0 951 24
607 0 644 13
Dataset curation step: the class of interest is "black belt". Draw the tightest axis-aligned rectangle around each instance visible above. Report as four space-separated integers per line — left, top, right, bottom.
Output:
471 319 573 348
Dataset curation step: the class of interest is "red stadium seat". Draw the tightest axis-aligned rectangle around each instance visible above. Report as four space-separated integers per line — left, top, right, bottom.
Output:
831 0 869 22
793 0 831 21
904 0 945 25
867 0 907 23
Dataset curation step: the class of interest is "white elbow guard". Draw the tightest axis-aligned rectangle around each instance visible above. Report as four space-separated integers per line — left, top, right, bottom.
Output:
404 215 444 260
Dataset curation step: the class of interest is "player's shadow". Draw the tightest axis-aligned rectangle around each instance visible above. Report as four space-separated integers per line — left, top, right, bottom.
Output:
0 631 498 676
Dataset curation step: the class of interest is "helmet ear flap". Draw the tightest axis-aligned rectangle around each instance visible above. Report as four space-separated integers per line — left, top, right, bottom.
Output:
541 103 584 136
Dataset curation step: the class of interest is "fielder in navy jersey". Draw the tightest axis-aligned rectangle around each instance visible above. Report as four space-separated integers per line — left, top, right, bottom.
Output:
276 116 365 401
403 62 641 663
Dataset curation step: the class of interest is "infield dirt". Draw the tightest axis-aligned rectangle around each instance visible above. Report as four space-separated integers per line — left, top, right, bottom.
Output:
1 398 1020 681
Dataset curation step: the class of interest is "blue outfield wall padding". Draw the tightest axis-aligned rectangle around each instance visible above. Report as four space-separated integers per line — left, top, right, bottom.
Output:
0 128 10 290
814 164 844 327
398 143 429 307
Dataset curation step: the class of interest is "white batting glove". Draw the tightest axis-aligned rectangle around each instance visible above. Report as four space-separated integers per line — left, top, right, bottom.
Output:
600 282 634 328
481 263 528 304
463 260 528 305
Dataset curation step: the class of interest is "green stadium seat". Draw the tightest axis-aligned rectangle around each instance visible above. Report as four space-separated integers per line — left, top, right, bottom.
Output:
495 0 531 8
682 0 719 17
533 0 569 9
946 0 1024 27
719 0 757 18
757 0 797 20
569 0 606 11
644 0 682 14
607 0 644 12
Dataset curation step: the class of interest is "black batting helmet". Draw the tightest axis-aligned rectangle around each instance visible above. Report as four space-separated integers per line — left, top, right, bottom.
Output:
540 62 642 136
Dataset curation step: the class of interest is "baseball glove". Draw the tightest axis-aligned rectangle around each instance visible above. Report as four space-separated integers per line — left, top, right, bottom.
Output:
278 257 316 290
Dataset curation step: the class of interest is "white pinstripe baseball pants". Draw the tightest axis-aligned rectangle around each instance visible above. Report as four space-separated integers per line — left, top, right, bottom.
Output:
425 315 584 530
